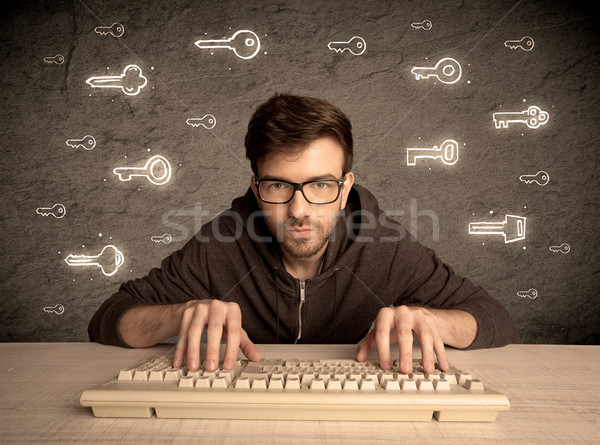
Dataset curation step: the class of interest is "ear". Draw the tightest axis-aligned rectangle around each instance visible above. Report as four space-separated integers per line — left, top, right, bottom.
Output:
339 172 354 210
250 175 261 206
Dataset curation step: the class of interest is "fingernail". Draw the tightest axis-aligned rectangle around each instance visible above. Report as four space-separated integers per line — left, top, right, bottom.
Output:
188 359 196 370
206 359 216 370
381 361 391 369
224 359 234 369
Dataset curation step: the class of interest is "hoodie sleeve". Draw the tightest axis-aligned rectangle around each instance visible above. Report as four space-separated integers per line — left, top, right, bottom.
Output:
88 233 212 347
388 232 517 350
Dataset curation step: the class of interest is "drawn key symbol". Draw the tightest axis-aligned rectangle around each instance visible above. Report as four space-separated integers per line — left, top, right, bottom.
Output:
86 64 148 96
195 30 261 60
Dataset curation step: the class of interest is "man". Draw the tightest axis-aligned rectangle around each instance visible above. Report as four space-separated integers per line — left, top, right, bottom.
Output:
89 94 517 376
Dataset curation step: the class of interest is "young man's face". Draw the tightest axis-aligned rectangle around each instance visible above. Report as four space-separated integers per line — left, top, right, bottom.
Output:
251 137 354 260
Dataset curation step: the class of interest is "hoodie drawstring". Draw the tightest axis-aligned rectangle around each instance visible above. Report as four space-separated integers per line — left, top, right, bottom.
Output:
272 266 280 344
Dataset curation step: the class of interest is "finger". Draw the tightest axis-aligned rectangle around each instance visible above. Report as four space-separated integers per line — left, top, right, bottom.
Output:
173 306 193 368
356 330 376 362
186 306 208 371
222 305 243 369
432 329 449 371
416 327 436 375
204 305 225 372
239 329 261 362
375 309 394 369
396 316 414 374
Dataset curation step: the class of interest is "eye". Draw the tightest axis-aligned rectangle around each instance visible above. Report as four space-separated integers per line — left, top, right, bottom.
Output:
312 182 329 189
270 182 288 190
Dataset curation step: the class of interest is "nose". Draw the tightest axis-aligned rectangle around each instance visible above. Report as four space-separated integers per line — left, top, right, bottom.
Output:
287 189 311 219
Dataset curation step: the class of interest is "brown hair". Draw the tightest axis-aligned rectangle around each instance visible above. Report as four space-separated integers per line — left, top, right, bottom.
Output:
245 94 353 176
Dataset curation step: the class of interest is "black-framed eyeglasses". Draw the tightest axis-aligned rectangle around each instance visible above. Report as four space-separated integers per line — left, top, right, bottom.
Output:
254 175 346 204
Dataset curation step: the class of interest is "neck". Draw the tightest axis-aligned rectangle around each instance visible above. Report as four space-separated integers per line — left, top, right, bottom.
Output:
280 241 328 281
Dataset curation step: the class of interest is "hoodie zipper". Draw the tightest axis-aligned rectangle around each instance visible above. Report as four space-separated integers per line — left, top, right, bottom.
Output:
294 280 306 343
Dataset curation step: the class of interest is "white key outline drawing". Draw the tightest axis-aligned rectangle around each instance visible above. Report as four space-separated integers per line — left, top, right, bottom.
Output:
113 154 172 186
43 304 65 315
151 234 173 244
186 115 216 129
43 54 64 64
327 36 366 56
493 105 549 129
94 22 125 38
411 20 432 30
504 36 534 51
469 214 527 243
519 170 549 186
517 288 538 299
406 139 459 166
86 64 148 96
36 203 66 218
195 30 261 60
549 243 570 254
66 135 96 150
411 57 462 84
64 244 124 277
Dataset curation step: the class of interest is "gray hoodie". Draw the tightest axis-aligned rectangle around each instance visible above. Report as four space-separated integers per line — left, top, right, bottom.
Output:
88 184 517 348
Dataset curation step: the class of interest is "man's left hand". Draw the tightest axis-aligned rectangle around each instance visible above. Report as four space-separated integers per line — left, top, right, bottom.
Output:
356 305 450 374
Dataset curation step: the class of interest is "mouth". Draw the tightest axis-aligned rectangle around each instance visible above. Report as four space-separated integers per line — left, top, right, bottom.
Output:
288 227 314 239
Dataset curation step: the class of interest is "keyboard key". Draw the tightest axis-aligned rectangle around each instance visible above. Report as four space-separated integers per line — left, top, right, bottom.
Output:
251 378 267 389
464 379 484 391
383 379 400 391
195 376 211 389
360 378 376 391
117 369 135 381
416 379 434 391
268 377 284 389
327 378 342 390
343 378 359 390
285 376 301 390
178 376 194 388
400 379 417 390
234 377 250 389
309 378 325 390
433 379 451 391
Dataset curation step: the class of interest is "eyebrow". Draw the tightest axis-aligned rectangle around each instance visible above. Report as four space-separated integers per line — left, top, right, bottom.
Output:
261 174 340 181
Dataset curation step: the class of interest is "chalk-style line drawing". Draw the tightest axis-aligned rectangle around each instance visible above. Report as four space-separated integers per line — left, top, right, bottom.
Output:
327 36 366 55
519 170 549 186
43 54 64 64
549 243 570 254
407 139 459 166
411 20 432 30
195 30 261 60
86 64 148 96
504 36 534 51
151 234 172 244
469 214 527 243
411 57 462 84
36 203 66 218
43 304 65 314
113 154 172 186
64 244 124 277
186 115 216 129
94 22 125 38
66 135 96 150
517 288 538 299
493 105 549 129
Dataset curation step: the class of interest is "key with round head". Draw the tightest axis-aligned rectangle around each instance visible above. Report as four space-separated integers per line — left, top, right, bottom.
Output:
517 288 538 299
36 203 66 218
549 243 570 254
43 54 64 64
64 244 125 276
504 36 534 51
327 36 366 55
411 20 432 30
151 234 172 244
411 57 462 84
43 304 65 315
186 115 216 129
86 64 148 96
195 30 261 60
66 135 96 150
94 22 125 38
519 170 549 186
407 139 459 166
113 154 172 186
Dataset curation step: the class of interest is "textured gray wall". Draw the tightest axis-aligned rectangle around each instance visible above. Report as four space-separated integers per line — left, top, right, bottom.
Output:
1 0 598 344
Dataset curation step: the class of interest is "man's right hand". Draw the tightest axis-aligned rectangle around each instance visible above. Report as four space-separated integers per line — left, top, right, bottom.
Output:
172 300 260 372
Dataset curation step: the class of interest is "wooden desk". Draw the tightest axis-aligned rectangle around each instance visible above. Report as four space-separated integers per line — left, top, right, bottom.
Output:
0 343 598 444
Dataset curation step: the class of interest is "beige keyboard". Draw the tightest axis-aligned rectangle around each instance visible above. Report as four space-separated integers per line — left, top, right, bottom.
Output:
80 355 509 421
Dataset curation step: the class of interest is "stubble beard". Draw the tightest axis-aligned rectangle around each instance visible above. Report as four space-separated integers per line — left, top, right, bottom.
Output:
264 208 340 259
